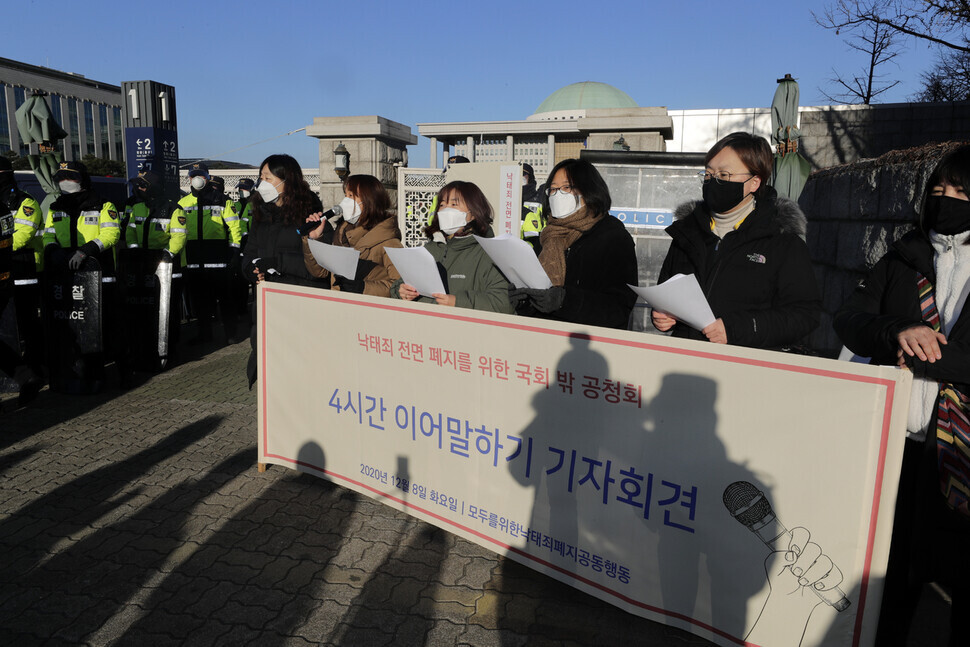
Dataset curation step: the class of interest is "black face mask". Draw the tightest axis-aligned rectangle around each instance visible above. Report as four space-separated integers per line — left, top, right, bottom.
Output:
702 179 747 214
925 195 970 236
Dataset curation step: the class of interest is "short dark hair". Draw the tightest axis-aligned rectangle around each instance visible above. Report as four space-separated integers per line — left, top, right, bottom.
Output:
921 144 970 242
544 159 612 217
344 174 396 231
705 132 773 198
426 181 492 239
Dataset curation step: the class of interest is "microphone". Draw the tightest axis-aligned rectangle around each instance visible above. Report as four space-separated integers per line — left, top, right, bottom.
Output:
296 204 343 237
722 481 851 612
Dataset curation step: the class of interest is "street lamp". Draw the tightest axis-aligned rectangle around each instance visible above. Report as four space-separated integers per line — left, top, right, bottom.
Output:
334 142 350 180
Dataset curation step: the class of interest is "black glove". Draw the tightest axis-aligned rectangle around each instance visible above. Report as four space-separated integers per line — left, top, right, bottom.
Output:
355 259 377 281
336 276 365 294
508 286 530 308
254 258 284 281
521 286 565 313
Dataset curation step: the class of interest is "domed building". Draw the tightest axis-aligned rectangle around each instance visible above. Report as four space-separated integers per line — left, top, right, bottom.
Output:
417 81 673 179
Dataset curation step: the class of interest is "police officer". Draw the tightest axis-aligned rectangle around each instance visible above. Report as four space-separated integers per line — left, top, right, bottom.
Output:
233 178 256 315
122 170 187 363
44 161 122 390
178 163 242 344
520 163 545 251
234 178 255 247
0 157 44 374
44 161 121 274
0 159 43 406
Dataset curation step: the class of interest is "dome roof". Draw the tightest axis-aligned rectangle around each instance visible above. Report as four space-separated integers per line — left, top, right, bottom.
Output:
533 82 637 115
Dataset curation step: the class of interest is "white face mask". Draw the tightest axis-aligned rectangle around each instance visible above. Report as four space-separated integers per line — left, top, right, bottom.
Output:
190 176 207 191
339 196 362 224
257 178 282 203
437 207 468 236
240 190 251 199
549 191 582 219
58 180 82 194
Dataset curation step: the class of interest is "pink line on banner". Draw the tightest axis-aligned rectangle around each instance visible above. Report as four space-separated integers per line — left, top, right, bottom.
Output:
259 287 899 645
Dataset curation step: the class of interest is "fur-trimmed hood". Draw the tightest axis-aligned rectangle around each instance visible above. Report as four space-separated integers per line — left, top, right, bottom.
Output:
673 191 808 241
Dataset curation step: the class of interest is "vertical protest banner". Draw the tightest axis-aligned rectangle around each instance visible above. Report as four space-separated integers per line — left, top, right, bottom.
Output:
257 284 910 647
447 162 523 238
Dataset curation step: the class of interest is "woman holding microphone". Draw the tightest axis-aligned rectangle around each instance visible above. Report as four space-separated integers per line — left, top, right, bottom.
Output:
304 174 402 297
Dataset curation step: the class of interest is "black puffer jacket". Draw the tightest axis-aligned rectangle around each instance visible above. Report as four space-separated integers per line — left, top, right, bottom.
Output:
834 230 970 386
240 196 330 288
658 189 820 348
515 214 638 329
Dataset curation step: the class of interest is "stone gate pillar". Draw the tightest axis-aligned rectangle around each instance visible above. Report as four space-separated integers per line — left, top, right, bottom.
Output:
306 116 417 207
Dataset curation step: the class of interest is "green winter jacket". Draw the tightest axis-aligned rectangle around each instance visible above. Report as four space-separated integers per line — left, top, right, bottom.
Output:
391 232 512 314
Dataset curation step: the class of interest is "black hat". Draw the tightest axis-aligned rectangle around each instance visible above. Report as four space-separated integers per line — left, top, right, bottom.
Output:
187 161 210 178
210 176 226 191
0 157 11 173
447 155 470 165
522 163 535 180
53 160 85 182
236 178 255 191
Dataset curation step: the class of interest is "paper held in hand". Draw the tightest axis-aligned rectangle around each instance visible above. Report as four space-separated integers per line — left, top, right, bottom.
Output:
473 234 552 289
629 274 716 331
384 246 446 298
307 239 361 280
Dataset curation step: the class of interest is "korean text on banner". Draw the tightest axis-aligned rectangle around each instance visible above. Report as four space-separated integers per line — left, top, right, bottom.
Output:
257 283 910 647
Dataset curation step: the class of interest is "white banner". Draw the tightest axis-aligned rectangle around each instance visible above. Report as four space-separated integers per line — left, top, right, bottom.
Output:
257 284 911 647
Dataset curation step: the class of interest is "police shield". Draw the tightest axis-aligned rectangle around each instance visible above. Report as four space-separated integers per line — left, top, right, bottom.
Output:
44 253 104 394
119 249 173 371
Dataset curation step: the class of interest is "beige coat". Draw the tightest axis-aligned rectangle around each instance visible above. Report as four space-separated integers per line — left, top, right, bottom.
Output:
303 216 403 297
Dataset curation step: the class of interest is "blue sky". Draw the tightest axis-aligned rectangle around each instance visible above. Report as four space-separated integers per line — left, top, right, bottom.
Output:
5 0 940 169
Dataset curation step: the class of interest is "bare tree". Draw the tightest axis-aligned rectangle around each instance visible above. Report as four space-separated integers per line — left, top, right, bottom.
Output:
913 48 970 100
816 14 903 103
817 0 970 54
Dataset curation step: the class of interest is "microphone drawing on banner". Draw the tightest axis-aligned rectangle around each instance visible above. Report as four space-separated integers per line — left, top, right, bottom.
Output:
722 481 851 612
295 203 344 237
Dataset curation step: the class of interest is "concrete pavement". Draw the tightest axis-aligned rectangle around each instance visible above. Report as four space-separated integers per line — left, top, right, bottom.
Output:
0 341 951 646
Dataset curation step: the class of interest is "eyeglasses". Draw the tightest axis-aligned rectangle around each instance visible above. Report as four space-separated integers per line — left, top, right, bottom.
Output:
545 185 574 197
699 170 755 185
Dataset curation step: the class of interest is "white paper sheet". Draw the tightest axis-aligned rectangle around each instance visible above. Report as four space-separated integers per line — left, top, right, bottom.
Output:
473 235 552 289
630 274 716 331
307 239 361 280
385 246 446 298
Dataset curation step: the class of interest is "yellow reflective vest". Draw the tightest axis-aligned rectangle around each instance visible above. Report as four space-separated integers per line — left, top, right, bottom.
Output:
44 200 121 254
521 201 545 241
4 191 44 275
177 193 242 268
124 200 188 256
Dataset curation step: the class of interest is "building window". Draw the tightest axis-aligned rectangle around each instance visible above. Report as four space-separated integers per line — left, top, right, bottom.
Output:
68 98 80 160
50 94 62 124
83 102 95 158
0 86 9 153
113 106 123 161
99 104 109 159
14 87 27 155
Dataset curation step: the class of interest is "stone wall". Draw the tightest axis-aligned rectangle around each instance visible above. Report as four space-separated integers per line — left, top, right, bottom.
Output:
798 102 970 170
798 142 967 356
